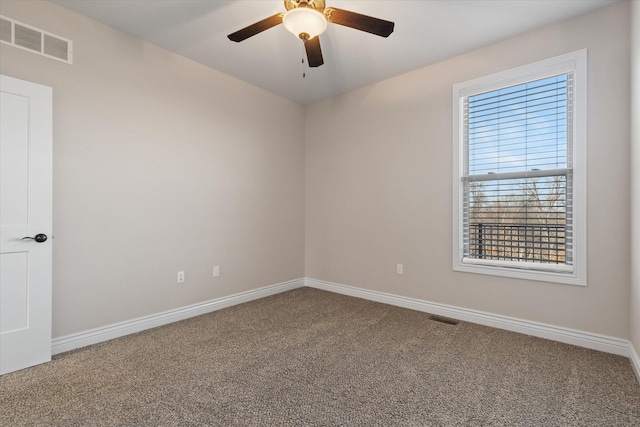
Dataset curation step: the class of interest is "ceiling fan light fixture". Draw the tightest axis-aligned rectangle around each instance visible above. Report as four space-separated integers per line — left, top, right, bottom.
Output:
283 8 327 40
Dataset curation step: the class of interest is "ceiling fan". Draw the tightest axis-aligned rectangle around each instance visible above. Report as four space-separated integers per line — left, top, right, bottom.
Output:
227 0 395 68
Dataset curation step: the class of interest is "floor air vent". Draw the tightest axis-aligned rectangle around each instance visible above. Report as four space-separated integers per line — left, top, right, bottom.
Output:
428 315 460 326
1 16 72 64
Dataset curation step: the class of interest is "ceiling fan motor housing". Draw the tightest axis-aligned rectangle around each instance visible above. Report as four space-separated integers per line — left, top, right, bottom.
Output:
284 0 326 13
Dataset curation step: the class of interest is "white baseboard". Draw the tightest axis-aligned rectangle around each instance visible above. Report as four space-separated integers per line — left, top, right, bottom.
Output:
52 275 635 377
630 342 640 384
305 277 631 358
52 278 304 355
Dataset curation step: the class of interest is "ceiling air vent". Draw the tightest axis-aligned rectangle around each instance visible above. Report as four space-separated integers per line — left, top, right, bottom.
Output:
0 15 72 64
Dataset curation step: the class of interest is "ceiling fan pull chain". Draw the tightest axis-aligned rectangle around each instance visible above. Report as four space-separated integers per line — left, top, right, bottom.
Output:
301 49 306 78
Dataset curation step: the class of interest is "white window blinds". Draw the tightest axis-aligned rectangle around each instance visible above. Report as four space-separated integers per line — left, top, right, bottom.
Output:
461 73 574 271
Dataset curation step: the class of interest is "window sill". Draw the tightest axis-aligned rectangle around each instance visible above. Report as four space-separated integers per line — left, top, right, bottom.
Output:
453 261 586 286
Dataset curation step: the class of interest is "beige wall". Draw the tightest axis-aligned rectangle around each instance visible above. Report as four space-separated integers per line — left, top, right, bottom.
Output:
0 1 305 338
306 1 631 338
631 0 640 356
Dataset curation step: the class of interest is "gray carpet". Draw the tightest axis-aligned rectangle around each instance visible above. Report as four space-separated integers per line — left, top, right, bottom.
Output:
1 287 639 426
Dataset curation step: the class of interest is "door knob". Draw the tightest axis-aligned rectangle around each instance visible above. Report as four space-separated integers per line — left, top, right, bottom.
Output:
21 234 48 243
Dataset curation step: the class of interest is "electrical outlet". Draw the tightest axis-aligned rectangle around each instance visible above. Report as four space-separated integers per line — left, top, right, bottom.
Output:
213 266 220 277
177 271 185 283
397 264 404 275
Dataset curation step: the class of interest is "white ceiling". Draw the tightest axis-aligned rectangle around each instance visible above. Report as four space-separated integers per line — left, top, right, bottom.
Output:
52 0 618 105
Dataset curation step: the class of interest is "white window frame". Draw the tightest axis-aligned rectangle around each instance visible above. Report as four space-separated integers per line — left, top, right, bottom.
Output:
452 50 587 286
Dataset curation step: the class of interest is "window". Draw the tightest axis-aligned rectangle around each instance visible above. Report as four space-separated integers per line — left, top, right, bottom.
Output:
453 50 587 286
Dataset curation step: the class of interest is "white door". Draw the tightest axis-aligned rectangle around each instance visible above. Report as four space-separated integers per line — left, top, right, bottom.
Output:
0 75 53 375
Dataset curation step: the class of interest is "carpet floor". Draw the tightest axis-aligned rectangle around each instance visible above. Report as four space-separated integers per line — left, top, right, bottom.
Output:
1 287 639 426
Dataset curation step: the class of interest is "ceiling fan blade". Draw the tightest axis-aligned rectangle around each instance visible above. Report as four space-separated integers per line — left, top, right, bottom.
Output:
227 14 283 42
325 7 394 38
304 36 324 67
